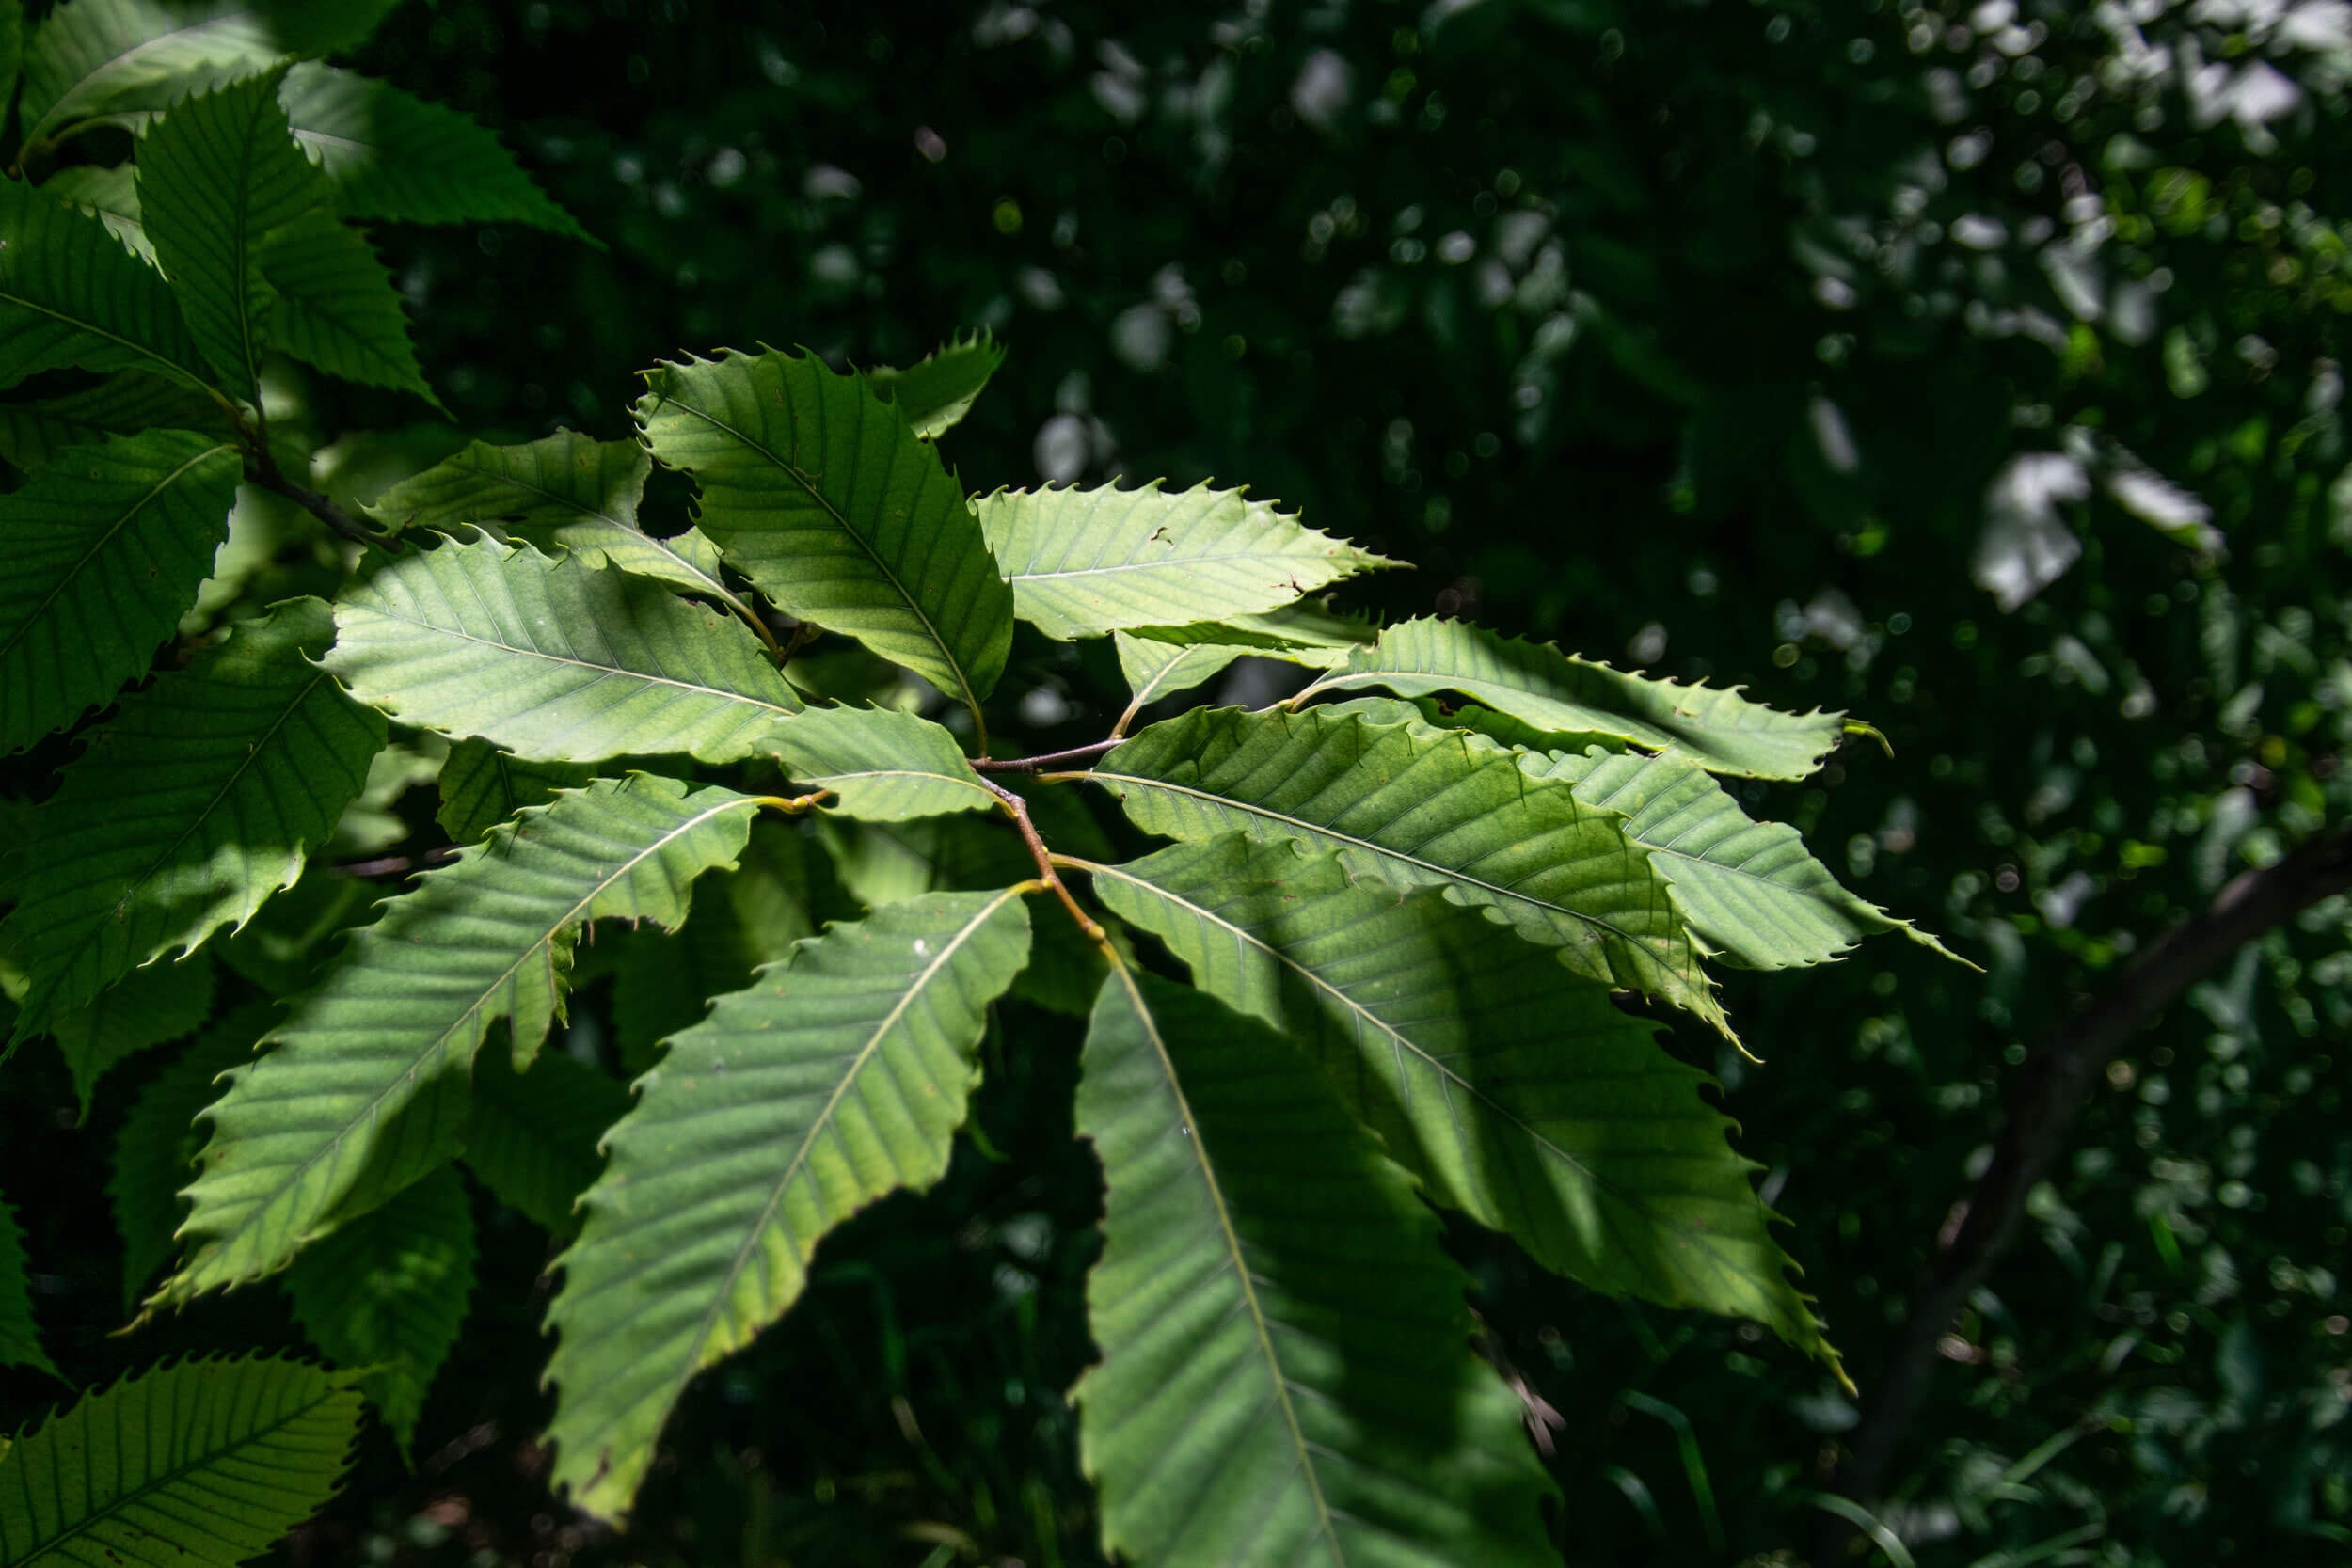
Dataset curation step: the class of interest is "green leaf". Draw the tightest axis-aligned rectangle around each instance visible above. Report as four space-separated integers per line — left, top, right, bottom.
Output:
136 66 330 405
0 428 242 754
975 479 1395 641
283 1165 474 1456
1311 617 1850 780
0 177 214 392
43 162 151 262
637 348 1013 715
865 330 1004 438
436 738 593 845
326 534 802 764
1086 834 1842 1372
160 776 764 1303
48 956 215 1117
111 1007 266 1309
0 598 385 1035
1074 965 1556 1568
0 1192 59 1381
762 705 996 821
0 372 227 470
1089 704 1730 1037
0 6 23 145
257 209 438 406
461 1047 628 1240
20 0 402 151
609 896 758 1073
361 430 744 610
0 1355 362 1568
1111 602 1375 725
278 61 593 240
546 886 1035 1521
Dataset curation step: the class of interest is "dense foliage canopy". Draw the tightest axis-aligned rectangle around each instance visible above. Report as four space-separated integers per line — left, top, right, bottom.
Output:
5 2 2351 1566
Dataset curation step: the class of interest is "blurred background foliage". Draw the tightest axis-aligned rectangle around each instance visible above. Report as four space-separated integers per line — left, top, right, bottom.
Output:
8 0 2352 1562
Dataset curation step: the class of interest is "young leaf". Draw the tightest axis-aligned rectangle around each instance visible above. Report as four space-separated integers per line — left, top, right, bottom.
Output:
1074 965 1557 1568
0 372 226 468
1311 617 1850 780
278 61 593 240
160 777 764 1303
436 738 593 845
326 534 802 764
637 348 1014 716
257 210 439 407
19 0 402 150
111 1007 268 1310
0 598 386 1035
0 1193 59 1381
1087 834 1843 1372
974 479 1395 641
135 67 333 405
0 1355 362 1568
0 176 214 392
865 330 1004 438
48 955 215 1117
761 705 996 821
461 1046 628 1240
361 430 741 610
283 1165 475 1456
0 428 242 754
1089 705 1730 1037
546 887 1035 1521
43 161 152 261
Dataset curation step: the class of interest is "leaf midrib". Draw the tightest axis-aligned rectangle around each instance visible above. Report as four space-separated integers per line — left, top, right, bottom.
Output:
1105 959 1346 1568
26 11 278 146
182 792 756 1289
0 441 234 664
652 377 979 711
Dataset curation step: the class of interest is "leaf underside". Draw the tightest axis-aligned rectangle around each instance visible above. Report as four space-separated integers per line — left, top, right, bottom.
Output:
866 330 1004 438
547 887 1034 1521
759 705 997 821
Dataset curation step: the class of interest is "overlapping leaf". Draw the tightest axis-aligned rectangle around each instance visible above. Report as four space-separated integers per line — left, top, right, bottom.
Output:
159 776 763 1302
547 887 1034 1521
636 348 1013 712
326 534 801 764
975 479 1393 640
760 706 995 821
44 162 152 261
1112 601 1375 723
1074 965 1557 1568
111 1007 266 1309
136 67 332 405
257 209 437 405
0 428 242 753
0 177 214 391
460 1039 628 1241
361 430 741 609
19 0 400 150
865 330 1003 438
0 1194 57 1380
1088 835 1842 1369
283 1166 475 1455
0 1356 362 1568
1 598 385 1036
0 372 225 469
1088 704 1728 1035
49 956 216 1117
1311 616 1850 780
278 61 593 238
436 738 593 845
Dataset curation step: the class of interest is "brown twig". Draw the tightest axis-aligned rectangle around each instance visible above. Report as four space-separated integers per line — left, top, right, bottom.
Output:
1814 821 2352 1562
978 777 1104 941
247 463 389 548
972 738 1121 775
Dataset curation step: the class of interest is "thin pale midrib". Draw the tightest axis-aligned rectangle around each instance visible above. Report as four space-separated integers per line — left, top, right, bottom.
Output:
1104 958 1348 1568
660 388 977 708
642 888 1023 1430
350 607 793 716
188 796 751 1276
0 444 233 663
28 15 270 138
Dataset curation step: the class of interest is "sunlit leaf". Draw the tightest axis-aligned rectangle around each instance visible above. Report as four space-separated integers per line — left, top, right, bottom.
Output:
865 329 1003 438
761 705 996 821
